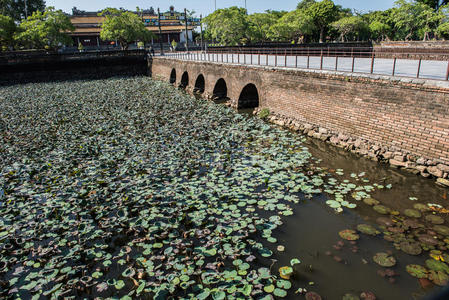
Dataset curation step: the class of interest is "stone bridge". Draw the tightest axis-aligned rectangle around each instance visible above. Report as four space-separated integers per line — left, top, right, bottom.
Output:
151 57 263 109
151 56 449 181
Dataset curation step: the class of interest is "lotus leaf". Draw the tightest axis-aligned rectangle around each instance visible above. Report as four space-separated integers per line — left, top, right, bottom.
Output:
339 229 360 241
434 225 449 236
373 205 391 215
429 270 449 286
115 280 125 290
425 259 449 274
406 264 428 278
290 258 301 266
277 279 292 289
373 253 396 267
357 224 379 236
399 241 422 255
279 266 293 279
425 215 445 225
274 288 287 297
305 292 322 300
403 209 421 218
363 198 380 206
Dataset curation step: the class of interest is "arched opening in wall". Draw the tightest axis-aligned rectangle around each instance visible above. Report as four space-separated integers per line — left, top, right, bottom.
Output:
169 69 176 84
180 71 189 89
194 74 205 94
212 78 228 101
238 83 259 109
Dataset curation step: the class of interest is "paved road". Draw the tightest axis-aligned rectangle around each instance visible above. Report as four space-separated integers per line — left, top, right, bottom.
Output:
165 53 449 81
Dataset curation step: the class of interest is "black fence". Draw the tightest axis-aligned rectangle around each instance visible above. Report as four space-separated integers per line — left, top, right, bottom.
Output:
0 49 149 65
0 50 151 85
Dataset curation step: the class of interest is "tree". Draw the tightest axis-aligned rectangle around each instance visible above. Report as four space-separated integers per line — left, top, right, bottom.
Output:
305 0 338 43
0 0 45 21
366 10 395 41
268 9 316 43
417 0 448 10
247 10 286 43
391 0 441 40
203 7 249 46
15 7 74 50
99 8 154 50
0 14 16 50
369 21 392 41
297 0 316 10
331 16 369 41
436 3 449 38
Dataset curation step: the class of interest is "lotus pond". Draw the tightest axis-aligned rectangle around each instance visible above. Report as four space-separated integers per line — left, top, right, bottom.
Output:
0 77 449 299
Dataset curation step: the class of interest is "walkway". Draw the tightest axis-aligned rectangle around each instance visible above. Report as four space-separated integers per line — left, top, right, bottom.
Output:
165 52 449 81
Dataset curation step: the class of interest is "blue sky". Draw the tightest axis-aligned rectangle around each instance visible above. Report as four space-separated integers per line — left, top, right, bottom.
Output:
46 0 397 16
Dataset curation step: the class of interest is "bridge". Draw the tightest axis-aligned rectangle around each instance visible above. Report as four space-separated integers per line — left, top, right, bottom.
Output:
150 54 449 180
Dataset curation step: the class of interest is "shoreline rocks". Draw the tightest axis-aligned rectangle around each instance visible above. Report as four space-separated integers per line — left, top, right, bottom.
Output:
254 108 449 187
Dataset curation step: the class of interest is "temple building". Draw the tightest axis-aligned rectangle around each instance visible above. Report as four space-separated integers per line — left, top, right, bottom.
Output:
69 6 200 48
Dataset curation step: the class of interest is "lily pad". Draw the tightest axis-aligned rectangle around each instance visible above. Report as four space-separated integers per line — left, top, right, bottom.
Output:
279 266 293 280
434 225 449 236
406 264 428 279
425 259 449 274
273 288 287 297
373 252 396 267
399 241 422 256
429 270 449 286
339 229 360 241
425 215 445 225
357 224 379 236
363 198 380 206
403 209 421 218
305 292 322 300
373 205 391 215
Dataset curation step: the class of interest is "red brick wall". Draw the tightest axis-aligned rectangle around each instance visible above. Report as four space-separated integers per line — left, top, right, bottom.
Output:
152 57 449 165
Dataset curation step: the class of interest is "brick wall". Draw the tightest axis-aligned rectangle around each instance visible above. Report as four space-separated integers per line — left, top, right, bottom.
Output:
152 57 449 165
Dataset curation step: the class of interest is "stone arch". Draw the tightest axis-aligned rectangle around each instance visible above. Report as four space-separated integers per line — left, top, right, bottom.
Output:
194 74 205 94
169 69 176 84
180 71 189 89
212 78 228 100
238 83 259 109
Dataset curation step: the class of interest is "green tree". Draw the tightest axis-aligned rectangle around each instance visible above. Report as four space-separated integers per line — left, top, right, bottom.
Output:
296 0 316 10
331 16 369 41
436 3 449 38
203 7 249 46
99 8 154 50
268 9 315 43
15 7 74 50
417 0 448 10
305 0 338 43
369 21 392 41
0 14 16 50
436 21 449 38
391 0 441 40
366 10 395 41
0 0 45 21
247 10 286 43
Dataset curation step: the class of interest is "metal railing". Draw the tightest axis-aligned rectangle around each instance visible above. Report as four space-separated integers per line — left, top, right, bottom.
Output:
167 48 449 81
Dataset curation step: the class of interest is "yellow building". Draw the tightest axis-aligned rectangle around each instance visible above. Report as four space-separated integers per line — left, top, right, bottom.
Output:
70 6 198 48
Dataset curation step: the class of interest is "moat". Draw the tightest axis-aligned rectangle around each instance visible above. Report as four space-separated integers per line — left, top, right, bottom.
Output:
0 76 448 299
